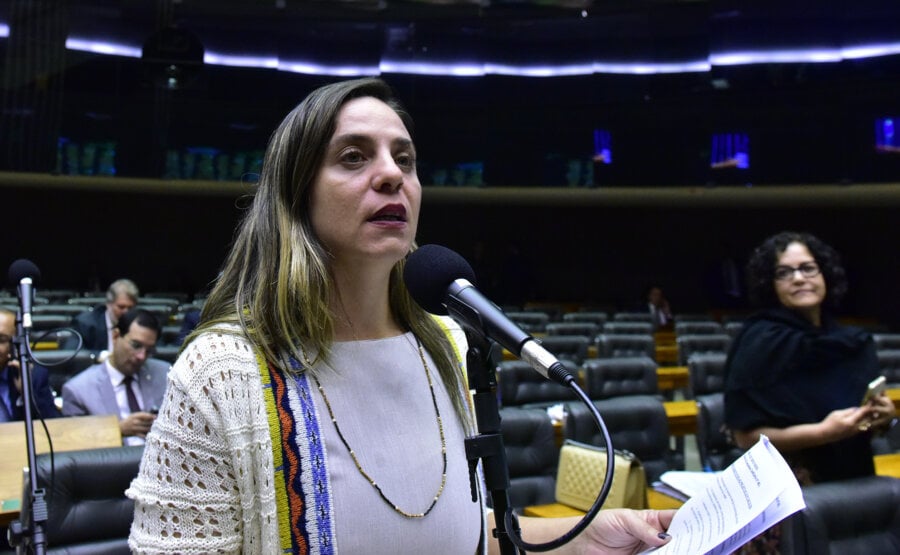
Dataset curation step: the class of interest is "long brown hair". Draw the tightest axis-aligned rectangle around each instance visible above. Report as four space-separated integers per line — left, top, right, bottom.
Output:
193 78 470 422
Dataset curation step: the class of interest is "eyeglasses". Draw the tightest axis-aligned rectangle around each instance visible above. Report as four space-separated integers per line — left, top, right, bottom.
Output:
124 337 156 355
774 262 820 282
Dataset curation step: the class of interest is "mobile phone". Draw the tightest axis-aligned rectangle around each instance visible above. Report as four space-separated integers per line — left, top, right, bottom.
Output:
861 376 887 405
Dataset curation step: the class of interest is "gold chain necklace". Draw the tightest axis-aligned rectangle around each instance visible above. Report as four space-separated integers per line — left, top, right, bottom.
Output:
304 335 448 519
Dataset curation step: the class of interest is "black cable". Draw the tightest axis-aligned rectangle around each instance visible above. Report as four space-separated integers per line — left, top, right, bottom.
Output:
504 373 616 552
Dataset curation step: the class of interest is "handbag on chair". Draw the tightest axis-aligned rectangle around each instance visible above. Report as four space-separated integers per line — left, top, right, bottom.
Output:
555 439 648 511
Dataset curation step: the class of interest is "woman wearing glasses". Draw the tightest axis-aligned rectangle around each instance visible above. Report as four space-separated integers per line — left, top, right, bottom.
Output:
724 231 894 485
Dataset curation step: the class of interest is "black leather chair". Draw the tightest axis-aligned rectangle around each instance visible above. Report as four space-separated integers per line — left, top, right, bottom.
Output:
694 392 744 471
612 312 654 324
582 356 658 399
536 335 590 365
135 304 174 325
504 311 549 333
603 322 654 336
66 297 106 307
873 333 900 351
780 475 900 555
498 359 579 407
31 314 72 332
498 407 560 511
562 311 608 329
160 324 183 346
877 349 900 385
544 322 600 341
675 334 732 365
33 305 88 316
686 352 728 398
724 321 744 339
672 314 714 323
872 419 900 455
153 345 181 363
674 321 724 336
563 395 683 483
31 446 144 554
595 334 656 361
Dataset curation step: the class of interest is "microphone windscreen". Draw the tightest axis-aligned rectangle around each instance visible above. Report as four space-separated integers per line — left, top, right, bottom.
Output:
8 259 40 286
404 244 477 315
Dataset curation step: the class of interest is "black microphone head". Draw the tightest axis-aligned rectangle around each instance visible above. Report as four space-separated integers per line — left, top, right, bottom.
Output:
404 244 477 315
8 259 40 285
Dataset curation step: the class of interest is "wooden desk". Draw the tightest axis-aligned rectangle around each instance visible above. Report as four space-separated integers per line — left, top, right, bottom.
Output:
888 388 900 414
655 345 679 365
875 453 900 478
0 415 123 525
657 366 689 391
663 400 698 437
524 488 684 517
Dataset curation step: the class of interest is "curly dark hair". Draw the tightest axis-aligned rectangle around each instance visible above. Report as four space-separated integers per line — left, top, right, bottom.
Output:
745 231 848 309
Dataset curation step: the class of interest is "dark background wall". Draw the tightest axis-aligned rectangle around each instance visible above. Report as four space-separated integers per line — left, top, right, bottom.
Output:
2 1 899 330
4 179 898 331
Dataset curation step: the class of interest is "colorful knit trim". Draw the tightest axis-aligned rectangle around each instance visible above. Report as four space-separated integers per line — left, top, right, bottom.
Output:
259 353 335 554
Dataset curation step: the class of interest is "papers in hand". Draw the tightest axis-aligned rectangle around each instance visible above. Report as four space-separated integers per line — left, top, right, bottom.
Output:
652 471 720 501
642 435 805 555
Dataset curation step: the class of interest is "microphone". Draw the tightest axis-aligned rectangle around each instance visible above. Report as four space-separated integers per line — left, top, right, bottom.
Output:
404 244 572 385
8 259 41 330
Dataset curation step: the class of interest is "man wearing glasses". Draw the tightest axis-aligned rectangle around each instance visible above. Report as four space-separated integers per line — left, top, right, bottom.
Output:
0 309 61 422
62 309 169 445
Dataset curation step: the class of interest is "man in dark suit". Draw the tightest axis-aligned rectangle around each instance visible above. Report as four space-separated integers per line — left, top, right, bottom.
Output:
65 278 139 354
62 308 169 445
0 309 61 422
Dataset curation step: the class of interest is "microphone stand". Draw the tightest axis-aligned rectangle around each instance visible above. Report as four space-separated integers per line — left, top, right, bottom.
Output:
7 311 47 554
461 329 521 555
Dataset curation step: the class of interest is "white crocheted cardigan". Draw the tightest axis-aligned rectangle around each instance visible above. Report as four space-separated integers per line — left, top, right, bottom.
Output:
126 320 476 554
127 328 278 553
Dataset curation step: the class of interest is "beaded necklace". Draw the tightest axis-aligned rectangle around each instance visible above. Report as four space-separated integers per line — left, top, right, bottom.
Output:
304 335 448 519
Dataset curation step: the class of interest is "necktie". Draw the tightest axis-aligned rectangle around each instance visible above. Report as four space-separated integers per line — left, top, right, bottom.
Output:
122 375 141 413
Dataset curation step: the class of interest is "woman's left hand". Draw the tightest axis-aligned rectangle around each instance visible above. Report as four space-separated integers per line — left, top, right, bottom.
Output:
862 394 896 431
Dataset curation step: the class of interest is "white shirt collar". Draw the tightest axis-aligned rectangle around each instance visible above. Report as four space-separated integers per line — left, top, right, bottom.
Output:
105 358 133 387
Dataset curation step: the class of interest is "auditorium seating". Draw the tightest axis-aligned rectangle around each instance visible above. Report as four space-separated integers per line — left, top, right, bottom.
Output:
536 335 590 364
32 304 86 316
30 314 71 332
66 296 106 307
498 407 559 511
595 334 656 361
724 321 744 338
603 322 654 335
672 313 714 323
562 311 608 329
504 311 549 333
674 321 724 336
694 392 744 471
582 356 659 399
31 349 98 394
612 312 654 324
686 352 728 398
498 359 579 407
675 334 732 366
544 322 600 341
563 395 684 483
873 333 900 351
30 445 144 554
779 475 900 555
878 350 900 386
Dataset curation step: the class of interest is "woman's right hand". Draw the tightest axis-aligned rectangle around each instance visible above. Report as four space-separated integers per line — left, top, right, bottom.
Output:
820 406 873 440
